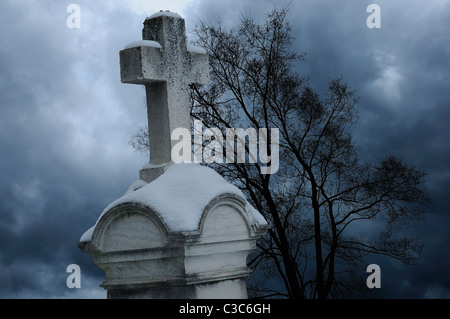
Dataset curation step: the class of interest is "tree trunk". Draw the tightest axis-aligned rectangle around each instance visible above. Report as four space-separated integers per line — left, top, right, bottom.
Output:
263 186 305 299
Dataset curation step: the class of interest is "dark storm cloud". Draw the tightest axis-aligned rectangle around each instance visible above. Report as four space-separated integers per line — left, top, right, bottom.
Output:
0 1 149 298
0 0 448 298
188 0 450 298
0 177 107 298
304 1 450 298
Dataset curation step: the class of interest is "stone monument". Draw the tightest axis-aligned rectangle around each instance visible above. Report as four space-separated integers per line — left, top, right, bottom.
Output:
120 10 209 183
78 11 268 299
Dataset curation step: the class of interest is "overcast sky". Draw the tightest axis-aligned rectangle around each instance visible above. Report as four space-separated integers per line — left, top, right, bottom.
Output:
0 0 449 299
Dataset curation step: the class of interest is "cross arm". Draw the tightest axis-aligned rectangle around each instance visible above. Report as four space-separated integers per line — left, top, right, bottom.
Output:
120 45 166 84
187 49 209 85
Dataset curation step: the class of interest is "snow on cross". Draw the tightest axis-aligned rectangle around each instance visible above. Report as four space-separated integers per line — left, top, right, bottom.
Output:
120 11 209 182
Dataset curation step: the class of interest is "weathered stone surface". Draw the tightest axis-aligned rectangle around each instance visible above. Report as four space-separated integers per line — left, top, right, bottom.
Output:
79 194 266 299
120 12 209 182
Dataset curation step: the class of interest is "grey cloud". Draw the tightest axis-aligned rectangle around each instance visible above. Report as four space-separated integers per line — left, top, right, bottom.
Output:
188 0 450 298
0 1 147 298
0 0 449 298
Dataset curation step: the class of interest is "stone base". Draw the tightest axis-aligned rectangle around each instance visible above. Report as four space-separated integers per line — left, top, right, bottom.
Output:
139 163 171 183
106 279 248 299
79 164 269 299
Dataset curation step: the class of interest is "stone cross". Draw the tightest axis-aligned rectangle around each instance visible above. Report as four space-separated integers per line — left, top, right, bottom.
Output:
120 11 209 182
79 13 268 299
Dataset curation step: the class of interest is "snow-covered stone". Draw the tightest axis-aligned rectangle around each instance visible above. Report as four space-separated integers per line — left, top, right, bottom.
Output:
187 43 207 54
79 163 269 299
149 10 182 19
80 163 267 241
124 40 162 49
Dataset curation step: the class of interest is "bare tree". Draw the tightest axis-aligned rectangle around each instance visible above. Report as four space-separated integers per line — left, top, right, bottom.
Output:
131 7 429 299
